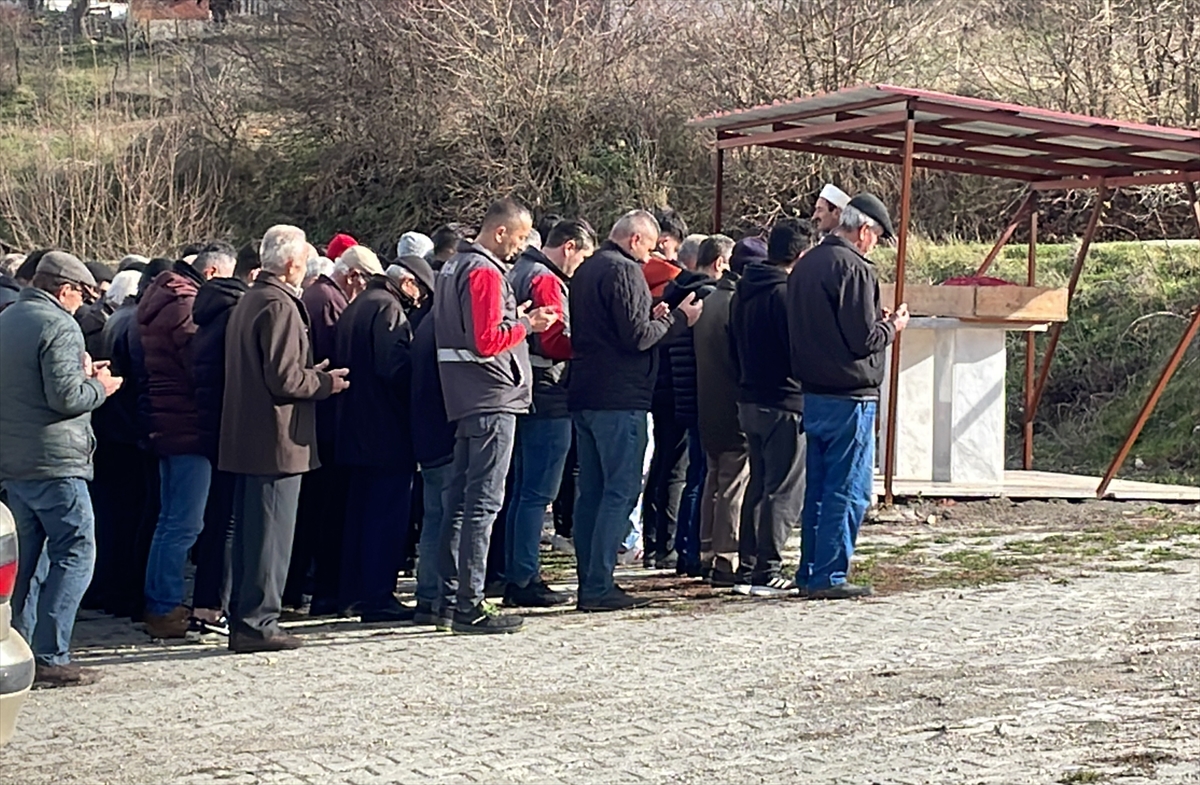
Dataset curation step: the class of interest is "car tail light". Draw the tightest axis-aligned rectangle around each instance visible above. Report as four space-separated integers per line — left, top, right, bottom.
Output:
0 531 17 603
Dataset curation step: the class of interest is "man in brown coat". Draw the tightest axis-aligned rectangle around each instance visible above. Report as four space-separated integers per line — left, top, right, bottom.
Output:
219 225 350 653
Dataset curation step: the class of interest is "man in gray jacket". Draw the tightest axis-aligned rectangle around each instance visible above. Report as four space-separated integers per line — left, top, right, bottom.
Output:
0 252 122 687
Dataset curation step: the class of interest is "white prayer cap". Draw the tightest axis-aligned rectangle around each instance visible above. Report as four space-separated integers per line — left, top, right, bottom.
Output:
819 183 851 209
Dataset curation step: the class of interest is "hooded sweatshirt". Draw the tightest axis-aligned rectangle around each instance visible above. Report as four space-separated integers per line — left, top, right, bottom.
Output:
192 276 249 461
730 261 803 413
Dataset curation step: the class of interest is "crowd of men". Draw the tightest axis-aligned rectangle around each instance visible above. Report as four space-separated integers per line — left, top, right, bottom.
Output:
0 183 909 688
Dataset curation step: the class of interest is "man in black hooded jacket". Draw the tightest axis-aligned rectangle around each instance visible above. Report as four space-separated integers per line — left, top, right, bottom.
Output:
730 220 810 598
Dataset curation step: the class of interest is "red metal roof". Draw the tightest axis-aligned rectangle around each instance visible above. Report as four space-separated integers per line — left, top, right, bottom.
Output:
687 84 1200 189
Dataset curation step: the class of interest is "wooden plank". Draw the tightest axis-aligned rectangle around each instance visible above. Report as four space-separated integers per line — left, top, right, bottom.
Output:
879 283 976 317
974 286 1069 322
872 470 1199 501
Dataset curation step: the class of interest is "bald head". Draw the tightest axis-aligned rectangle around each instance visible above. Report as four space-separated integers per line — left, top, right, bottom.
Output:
609 210 660 263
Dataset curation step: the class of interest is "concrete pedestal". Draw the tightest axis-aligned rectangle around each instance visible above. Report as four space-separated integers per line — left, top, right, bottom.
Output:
879 318 1046 485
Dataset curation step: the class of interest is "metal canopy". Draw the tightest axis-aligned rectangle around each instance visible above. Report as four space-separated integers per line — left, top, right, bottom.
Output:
690 84 1200 503
687 84 1200 189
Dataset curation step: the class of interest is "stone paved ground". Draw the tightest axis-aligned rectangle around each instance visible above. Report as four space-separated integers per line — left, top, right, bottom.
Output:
4 501 1199 785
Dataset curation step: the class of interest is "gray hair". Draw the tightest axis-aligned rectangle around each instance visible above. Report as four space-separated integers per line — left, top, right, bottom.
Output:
0 253 27 277
194 249 236 277
308 256 335 280
259 225 308 275
838 205 880 234
105 269 142 306
609 210 660 244
678 233 707 268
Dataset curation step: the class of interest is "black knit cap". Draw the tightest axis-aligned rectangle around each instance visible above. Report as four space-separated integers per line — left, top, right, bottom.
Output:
848 193 896 240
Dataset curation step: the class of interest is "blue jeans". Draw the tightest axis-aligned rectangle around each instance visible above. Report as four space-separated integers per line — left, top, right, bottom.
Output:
675 425 706 570
4 478 96 667
797 395 876 591
415 461 454 607
504 416 573 588
573 410 649 601
144 454 212 616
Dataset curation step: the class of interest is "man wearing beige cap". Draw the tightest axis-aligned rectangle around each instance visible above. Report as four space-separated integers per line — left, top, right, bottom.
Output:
812 183 851 235
0 251 123 687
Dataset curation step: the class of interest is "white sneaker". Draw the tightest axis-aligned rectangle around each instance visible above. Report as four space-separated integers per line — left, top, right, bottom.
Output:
551 534 575 555
749 577 800 598
732 580 752 596
616 547 643 566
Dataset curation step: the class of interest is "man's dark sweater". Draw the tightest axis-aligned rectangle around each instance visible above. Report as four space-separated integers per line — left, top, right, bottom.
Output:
730 261 803 413
568 240 683 412
786 234 896 399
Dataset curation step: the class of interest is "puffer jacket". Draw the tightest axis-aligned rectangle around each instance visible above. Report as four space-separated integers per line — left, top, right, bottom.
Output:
0 287 107 481
137 260 206 456
191 277 248 462
662 270 717 427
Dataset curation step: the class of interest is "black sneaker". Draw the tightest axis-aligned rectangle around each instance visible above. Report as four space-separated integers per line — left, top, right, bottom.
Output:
576 588 653 613
709 569 737 588
451 602 524 634
505 578 573 608
413 602 452 628
354 597 417 623
808 583 874 600
185 614 230 642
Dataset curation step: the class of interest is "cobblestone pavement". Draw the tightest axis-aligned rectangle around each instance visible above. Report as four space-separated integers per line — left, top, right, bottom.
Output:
4 504 1199 785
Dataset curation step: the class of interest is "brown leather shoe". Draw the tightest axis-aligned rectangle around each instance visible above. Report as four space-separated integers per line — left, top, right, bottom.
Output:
34 663 101 689
228 631 303 654
144 605 191 639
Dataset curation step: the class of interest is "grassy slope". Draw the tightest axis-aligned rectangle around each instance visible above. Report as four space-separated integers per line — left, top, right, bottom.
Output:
874 239 1200 486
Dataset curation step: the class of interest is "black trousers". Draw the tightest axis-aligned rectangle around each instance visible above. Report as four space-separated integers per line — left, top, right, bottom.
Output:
85 440 151 616
127 446 162 621
284 441 346 608
339 466 413 609
192 469 236 613
642 409 689 561
230 473 301 640
552 432 577 539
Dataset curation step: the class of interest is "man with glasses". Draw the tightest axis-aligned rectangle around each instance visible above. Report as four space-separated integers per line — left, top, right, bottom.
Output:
787 194 909 600
0 252 123 687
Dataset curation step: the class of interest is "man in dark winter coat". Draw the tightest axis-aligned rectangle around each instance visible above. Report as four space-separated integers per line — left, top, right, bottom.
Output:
433 199 557 634
219 225 350 653
691 235 748 586
568 210 702 612
658 245 722 577
138 248 236 639
287 244 382 613
731 220 810 598
334 273 415 622
187 252 256 638
788 194 908 600
502 219 594 608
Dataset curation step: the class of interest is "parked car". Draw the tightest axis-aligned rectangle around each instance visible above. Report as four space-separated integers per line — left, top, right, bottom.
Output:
0 501 34 745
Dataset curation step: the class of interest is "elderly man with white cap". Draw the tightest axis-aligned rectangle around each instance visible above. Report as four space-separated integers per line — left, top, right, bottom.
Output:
0 251 123 687
813 183 851 235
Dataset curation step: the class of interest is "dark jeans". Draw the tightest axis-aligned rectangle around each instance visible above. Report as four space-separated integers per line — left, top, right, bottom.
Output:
504 416 573 588
642 409 688 560
193 469 236 613
340 466 414 608
573 409 649 601
286 446 347 609
230 473 302 640
552 433 577 538
86 440 150 616
675 424 706 570
5 478 95 667
436 413 517 614
798 395 876 591
737 403 806 582
415 461 453 607
145 454 212 616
